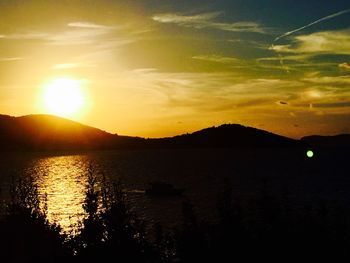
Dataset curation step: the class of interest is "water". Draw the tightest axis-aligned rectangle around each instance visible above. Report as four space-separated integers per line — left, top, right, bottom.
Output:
0 149 235 233
0 148 348 235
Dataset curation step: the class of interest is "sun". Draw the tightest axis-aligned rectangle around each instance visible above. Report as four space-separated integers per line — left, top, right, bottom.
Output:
42 78 86 118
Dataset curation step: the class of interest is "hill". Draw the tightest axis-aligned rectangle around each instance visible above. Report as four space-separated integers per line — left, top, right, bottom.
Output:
0 114 115 150
0 114 303 151
147 124 300 148
301 134 350 148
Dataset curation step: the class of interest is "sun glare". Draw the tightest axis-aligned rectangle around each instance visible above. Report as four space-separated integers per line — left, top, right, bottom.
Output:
42 78 85 118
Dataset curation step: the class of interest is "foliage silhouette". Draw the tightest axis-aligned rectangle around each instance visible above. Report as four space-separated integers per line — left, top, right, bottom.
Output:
170 178 350 262
0 176 70 263
72 167 161 262
2 170 350 262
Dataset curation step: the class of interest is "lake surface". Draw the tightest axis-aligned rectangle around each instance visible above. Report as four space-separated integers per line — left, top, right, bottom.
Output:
0 148 349 234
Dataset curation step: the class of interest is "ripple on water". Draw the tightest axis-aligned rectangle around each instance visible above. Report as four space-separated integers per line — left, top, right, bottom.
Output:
32 155 90 234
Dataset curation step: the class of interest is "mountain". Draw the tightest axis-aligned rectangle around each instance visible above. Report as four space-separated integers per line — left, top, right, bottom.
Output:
301 134 350 148
147 124 300 148
0 114 112 150
0 114 302 151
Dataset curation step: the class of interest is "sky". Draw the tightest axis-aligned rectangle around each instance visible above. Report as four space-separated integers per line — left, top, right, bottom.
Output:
0 0 350 138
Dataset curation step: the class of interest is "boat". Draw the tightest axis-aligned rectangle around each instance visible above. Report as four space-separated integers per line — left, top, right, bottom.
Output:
145 181 184 197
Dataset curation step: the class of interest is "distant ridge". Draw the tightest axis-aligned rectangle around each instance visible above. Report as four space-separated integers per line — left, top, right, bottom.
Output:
147 124 299 148
0 114 306 151
0 114 114 150
301 134 350 148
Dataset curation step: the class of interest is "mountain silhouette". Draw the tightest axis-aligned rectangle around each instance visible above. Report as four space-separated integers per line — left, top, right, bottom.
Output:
0 114 113 150
301 134 350 148
147 124 300 148
0 114 311 151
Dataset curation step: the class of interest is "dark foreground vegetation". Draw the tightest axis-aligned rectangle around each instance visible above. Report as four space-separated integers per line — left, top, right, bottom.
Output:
1 170 350 262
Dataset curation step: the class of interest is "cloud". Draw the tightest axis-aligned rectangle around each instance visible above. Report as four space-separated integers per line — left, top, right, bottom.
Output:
258 53 311 62
96 68 350 138
152 12 265 33
0 57 23 62
49 23 117 45
228 39 269 49
127 70 350 115
0 21 139 66
192 55 240 64
274 8 350 41
0 21 132 46
67 22 113 29
339 62 350 69
257 56 338 72
303 76 350 85
119 70 305 113
269 44 292 53
152 12 221 24
268 30 350 72
271 30 350 55
0 30 105 45
313 101 350 108
0 32 50 40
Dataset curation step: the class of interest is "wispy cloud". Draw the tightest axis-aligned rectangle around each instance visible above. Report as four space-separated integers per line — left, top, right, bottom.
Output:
274 8 350 41
0 32 49 40
268 30 350 72
49 22 119 46
0 21 132 46
119 70 305 113
67 22 113 29
52 62 98 70
303 76 350 85
115 70 350 127
271 30 350 54
49 30 109 45
258 53 311 62
0 21 140 67
153 12 220 24
339 62 350 69
257 54 338 72
192 55 240 64
152 12 265 33
313 101 350 108
228 39 269 49
0 29 104 45
0 57 23 62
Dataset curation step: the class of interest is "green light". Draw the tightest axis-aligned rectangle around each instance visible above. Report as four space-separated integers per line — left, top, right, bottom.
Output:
306 150 314 158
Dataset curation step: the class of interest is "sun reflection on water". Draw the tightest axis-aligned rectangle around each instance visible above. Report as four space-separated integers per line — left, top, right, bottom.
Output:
33 155 89 234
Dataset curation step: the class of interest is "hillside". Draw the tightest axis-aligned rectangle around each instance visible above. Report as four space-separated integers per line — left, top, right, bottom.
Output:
301 134 350 148
0 114 303 151
147 124 300 148
0 114 114 150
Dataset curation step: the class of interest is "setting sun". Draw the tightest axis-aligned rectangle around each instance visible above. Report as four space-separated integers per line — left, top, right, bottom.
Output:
42 78 85 118
0 2 350 261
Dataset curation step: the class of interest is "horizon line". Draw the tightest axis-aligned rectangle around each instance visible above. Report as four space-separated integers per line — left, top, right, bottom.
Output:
1 112 347 140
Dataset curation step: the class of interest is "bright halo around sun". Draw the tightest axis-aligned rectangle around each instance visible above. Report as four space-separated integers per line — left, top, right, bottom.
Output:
42 78 86 118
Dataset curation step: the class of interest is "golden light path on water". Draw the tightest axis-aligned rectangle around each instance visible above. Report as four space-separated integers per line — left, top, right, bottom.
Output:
33 155 90 234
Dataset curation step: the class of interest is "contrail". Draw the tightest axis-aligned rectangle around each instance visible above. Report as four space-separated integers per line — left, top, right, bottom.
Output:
274 8 350 42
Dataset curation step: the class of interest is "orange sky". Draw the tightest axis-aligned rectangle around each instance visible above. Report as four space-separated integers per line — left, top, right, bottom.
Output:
1 1 350 138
